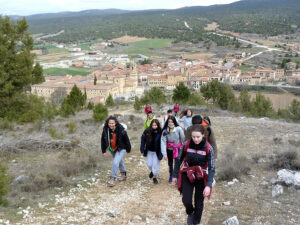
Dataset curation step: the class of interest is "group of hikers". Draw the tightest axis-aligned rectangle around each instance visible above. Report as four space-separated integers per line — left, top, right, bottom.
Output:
101 103 217 225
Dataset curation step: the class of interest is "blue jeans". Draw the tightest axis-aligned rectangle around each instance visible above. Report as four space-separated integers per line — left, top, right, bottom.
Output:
110 149 126 178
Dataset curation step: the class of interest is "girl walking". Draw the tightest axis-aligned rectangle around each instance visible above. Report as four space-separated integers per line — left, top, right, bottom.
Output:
178 108 193 134
140 119 166 184
161 116 185 183
173 124 215 225
101 116 131 187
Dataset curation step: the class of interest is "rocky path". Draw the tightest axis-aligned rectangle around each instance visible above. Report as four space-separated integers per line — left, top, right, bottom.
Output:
17 151 220 225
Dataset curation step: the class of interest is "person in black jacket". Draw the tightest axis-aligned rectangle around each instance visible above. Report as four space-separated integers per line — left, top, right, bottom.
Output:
140 119 166 184
101 116 131 187
173 124 215 225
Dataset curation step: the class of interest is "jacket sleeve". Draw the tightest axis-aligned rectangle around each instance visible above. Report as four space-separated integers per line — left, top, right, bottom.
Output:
173 144 186 178
160 131 167 158
140 129 147 154
208 128 218 159
123 131 131 153
101 128 108 154
206 145 215 187
178 127 185 143
143 119 148 131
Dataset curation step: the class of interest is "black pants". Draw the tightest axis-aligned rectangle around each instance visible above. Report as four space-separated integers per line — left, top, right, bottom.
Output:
167 150 174 177
182 173 205 224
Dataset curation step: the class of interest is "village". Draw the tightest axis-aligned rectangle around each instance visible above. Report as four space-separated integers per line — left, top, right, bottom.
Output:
31 41 300 104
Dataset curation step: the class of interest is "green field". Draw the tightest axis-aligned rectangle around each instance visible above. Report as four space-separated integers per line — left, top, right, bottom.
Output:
44 67 91 76
76 39 102 51
131 39 172 49
237 65 255 72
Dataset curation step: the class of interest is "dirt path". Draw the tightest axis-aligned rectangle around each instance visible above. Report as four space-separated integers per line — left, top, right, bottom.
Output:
18 148 220 225
16 108 221 225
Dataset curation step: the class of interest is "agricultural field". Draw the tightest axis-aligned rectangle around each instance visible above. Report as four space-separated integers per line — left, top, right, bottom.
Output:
43 67 92 76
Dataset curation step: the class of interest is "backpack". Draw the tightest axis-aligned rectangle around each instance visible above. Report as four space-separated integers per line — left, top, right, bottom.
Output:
183 139 210 161
201 117 211 141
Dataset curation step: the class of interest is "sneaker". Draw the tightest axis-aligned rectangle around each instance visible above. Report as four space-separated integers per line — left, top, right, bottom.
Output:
117 172 127 181
187 213 193 225
149 171 153 179
153 178 158 184
107 178 115 187
168 177 172 184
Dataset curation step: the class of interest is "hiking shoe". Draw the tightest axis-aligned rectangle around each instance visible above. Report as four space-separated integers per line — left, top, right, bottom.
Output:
107 178 115 187
117 172 127 181
153 178 158 184
149 171 153 179
187 213 193 225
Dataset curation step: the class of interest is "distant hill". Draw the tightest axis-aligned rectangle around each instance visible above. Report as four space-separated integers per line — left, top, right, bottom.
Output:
18 0 300 43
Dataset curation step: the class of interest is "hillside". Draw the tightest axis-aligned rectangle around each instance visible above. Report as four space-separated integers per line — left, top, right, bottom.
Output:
0 105 299 224
21 0 300 43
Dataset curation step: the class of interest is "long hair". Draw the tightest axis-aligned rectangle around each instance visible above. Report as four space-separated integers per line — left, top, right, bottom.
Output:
179 108 193 118
148 119 161 142
162 115 180 132
105 115 119 128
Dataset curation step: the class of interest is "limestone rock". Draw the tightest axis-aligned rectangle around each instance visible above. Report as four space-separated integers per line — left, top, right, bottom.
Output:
222 216 239 225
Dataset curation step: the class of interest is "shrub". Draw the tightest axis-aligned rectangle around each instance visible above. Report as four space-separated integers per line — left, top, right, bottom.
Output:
0 163 10 206
140 87 166 106
172 82 191 104
87 102 94 110
217 150 251 181
0 118 14 130
105 94 115 107
43 102 58 121
133 96 142 111
270 150 300 170
67 122 77 134
187 92 206 106
48 127 63 139
93 103 108 122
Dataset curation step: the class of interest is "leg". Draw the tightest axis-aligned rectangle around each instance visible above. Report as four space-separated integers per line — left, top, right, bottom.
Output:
146 151 154 172
151 152 160 176
193 179 205 224
167 150 174 180
110 150 125 178
181 174 195 216
117 149 127 174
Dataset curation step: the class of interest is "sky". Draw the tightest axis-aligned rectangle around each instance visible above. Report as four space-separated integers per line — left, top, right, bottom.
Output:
0 0 240 16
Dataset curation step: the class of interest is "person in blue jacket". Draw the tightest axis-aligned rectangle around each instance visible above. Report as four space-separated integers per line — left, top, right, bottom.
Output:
140 119 166 184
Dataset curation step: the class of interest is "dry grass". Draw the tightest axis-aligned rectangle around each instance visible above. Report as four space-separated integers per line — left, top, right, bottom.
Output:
182 53 215 60
204 22 219 31
110 35 148 43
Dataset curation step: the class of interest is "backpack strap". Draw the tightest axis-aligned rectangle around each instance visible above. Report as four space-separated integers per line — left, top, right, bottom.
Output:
206 141 210 156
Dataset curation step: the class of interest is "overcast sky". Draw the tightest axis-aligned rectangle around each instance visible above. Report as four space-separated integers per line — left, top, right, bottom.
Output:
0 0 240 16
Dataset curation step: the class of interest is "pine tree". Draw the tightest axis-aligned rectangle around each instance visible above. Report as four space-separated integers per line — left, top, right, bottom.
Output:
172 82 191 104
94 75 97 85
32 62 45 84
93 103 108 122
134 96 142 110
105 94 114 107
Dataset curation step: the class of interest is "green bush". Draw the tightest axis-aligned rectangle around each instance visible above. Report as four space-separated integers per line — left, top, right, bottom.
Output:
67 122 77 134
48 127 63 139
93 103 108 122
140 87 166 106
87 102 94 110
0 118 14 130
172 82 191 104
0 163 10 206
105 94 115 107
187 92 206 106
133 96 142 110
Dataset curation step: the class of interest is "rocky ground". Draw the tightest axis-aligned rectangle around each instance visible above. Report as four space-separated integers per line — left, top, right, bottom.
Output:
1 105 300 225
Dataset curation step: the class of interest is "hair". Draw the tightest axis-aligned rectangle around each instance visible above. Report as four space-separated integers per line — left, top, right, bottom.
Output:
148 119 161 142
167 109 173 114
162 115 180 131
105 115 119 127
190 124 205 135
192 115 202 125
203 116 211 125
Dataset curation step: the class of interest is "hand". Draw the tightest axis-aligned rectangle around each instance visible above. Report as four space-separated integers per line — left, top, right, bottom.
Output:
163 157 168 161
172 178 177 185
203 186 211 197
103 153 108 157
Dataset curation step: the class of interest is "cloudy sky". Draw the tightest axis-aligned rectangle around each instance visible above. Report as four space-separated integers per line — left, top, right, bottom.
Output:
0 0 240 16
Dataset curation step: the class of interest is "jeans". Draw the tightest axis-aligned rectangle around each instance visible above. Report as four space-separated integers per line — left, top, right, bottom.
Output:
146 151 160 176
110 149 126 178
167 149 174 178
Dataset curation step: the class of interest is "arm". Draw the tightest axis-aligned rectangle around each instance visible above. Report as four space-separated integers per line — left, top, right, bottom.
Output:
101 129 108 154
123 131 131 153
173 144 186 178
140 129 147 154
160 131 167 158
206 145 215 187
178 126 185 143
208 128 218 159
143 119 148 131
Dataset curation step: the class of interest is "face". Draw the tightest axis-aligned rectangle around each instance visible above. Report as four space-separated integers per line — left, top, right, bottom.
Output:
187 110 192 116
152 122 158 130
108 120 116 130
167 112 172 116
191 131 204 144
168 119 174 128
148 113 153 119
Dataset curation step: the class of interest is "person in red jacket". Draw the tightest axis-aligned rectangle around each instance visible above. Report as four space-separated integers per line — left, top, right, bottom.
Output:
144 104 152 114
173 103 180 117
